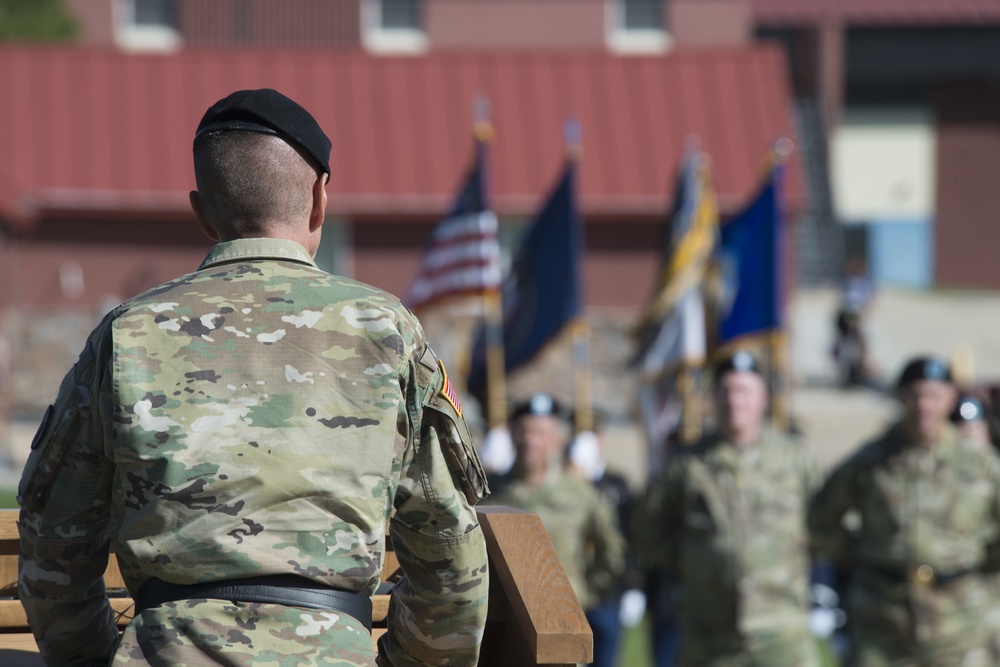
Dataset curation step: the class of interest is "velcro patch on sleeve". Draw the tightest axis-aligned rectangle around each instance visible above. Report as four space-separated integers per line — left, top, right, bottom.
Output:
438 360 463 417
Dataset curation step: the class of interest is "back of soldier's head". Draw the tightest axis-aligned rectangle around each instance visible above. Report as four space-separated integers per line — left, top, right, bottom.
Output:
193 131 316 237
191 88 331 239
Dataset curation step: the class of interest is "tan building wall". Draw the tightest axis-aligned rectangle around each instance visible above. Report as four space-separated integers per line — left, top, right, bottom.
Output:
65 0 115 45
669 0 752 47
426 0 606 50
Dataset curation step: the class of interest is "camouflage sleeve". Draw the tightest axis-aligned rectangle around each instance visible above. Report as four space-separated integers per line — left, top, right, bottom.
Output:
378 346 489 667
807 453 859 567
584 487 628 602
632 457 685 573
17 317 119 666
982 453 1000 573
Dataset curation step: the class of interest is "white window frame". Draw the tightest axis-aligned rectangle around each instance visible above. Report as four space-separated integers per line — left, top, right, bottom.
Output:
362 0 428 55
114 0 181 52
606 0 671 55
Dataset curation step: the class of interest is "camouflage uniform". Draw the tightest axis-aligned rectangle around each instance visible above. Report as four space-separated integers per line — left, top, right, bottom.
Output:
809 422 1000 667
17 238 490 667
636 429 822 667
484 463 626 611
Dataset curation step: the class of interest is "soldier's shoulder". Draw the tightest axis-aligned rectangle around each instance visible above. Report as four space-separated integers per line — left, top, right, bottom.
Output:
555 472 604 503
834 431 894 473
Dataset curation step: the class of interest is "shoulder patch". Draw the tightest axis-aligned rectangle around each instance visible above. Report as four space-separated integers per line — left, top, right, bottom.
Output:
439 360 462 417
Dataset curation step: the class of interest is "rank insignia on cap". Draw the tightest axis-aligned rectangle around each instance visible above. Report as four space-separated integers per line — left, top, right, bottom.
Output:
732 350 755 372
439 360 462 416
925 358 947 380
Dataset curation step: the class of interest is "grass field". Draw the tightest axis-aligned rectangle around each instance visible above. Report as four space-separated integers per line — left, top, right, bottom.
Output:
0 486 17 510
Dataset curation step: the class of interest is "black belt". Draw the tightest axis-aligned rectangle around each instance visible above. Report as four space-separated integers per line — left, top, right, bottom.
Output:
861 564 975 588
134 575 373 632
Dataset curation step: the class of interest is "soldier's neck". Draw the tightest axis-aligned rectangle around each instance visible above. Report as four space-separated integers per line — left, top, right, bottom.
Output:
721 424 762 448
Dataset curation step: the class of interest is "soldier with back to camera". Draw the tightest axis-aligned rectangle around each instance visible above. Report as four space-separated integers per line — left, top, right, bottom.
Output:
17 88 490 667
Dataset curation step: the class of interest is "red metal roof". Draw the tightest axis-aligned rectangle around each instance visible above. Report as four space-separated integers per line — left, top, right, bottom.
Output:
0 46 803 223
753 0 1000 26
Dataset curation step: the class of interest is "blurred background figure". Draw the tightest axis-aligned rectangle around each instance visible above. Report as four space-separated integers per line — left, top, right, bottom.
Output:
635 350 822 667
568 410 647 667
810 356 1000 667
832 257 876 389
483 393 627 666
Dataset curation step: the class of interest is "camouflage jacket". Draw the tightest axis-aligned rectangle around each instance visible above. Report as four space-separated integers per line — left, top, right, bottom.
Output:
635 430 821 643
483 464 626 610
17 238 490 667
808 422 1000 649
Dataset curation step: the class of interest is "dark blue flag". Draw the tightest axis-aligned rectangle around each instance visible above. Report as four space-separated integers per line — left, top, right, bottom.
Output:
467 161 583 397
717 161 785 343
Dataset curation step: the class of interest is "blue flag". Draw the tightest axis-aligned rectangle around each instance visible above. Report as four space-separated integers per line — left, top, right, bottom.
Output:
717 161 785 343
467 161 583 396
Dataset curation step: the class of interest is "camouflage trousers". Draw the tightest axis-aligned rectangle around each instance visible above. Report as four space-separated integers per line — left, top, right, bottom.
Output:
677 628 821 667
112 599 376 666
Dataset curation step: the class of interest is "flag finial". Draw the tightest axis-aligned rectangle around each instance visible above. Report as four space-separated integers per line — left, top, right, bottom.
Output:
473 94 494 142
564 119 583 161
774 137 794 159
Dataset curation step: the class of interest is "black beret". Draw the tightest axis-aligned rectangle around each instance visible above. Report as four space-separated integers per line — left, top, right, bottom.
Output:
713 349 763 379
511 393 567 421
897 356 952 388
195 88 331 176
951 395 984 423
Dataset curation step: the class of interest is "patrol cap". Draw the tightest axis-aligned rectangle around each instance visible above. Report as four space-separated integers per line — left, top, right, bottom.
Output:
897 356 953 389
951 395 984 423
195 88 332 177
713 349 763 379
510 393 567 421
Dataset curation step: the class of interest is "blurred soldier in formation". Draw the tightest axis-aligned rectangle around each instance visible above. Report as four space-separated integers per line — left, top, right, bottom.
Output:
635 350 822 667
810 356 1000 666
483 392 627 665
568 410 647 667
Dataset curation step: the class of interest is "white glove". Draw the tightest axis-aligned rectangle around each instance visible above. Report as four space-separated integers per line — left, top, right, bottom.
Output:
479 426 516 475
809 608 838 639
619 589 647 627
568 430 603 481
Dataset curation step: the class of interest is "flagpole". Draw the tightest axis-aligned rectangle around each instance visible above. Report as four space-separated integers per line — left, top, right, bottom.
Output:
471 96 509 431
483 289 508 429
562 119 592 434
770 138 793 433
679 363 703 444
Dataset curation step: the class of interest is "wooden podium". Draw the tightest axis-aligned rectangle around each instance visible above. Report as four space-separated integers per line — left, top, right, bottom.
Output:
0 507 592 666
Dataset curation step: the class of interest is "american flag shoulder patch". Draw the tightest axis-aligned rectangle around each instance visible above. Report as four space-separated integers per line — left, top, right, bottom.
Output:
438 360 463 416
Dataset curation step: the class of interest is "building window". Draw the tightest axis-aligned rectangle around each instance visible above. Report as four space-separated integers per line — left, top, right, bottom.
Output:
116 0 181 52
623 0 663 30
607 0 670 54
363 0 427 54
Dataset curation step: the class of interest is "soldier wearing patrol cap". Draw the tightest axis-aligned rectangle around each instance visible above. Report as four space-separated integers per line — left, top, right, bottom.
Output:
809 355 1000 666
482 393 627 636
17 89 489 667
634 349 822 667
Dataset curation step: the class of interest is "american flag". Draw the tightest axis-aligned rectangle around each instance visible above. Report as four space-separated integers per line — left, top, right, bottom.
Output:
406 141 501 312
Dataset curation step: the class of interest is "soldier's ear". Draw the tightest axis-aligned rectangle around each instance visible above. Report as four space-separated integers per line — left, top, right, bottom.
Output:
190 191 220 242
309 174 328 233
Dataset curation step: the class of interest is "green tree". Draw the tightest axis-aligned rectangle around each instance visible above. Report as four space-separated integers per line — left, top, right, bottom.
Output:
0 0 78 43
